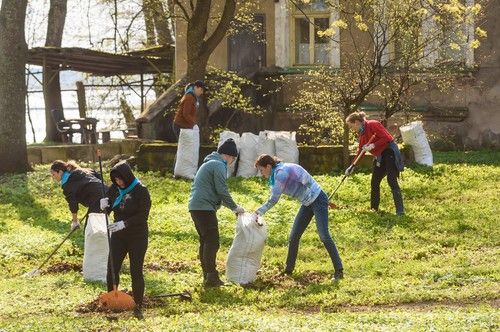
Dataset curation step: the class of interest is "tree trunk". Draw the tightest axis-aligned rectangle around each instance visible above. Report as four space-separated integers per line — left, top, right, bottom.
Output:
43 0 67 142
186 54 210 143
143 0 157 46
151 0 174 45
0 0 29 173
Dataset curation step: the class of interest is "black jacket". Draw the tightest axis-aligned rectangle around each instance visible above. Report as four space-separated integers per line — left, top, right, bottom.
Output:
106 161 151 234
62 169 105 214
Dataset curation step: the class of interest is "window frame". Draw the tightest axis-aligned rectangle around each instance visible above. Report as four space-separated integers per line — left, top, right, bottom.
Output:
290 13 332 66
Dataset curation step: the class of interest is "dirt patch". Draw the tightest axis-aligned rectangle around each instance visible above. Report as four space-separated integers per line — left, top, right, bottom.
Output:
243 267 330 290
43 262 82 274
290 298 500 314
76 291 166 314
145 261 193 273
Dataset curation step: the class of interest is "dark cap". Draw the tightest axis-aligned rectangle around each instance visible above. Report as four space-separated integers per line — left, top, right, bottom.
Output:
217 138 238 157
193 80 205 89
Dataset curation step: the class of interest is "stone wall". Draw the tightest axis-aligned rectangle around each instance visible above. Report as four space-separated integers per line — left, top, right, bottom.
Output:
135 142 413 175
27 139 144 166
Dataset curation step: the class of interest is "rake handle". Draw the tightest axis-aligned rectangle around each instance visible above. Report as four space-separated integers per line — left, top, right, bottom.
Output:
328 134 377 200
97 149 118 289
30 211 88 274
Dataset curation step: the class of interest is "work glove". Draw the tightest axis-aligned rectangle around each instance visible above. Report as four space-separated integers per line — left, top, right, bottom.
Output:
233 205 245 215
345 165 355 176
108 220 126 233
193 124 200 131
100 197 109 211
71 220 80 231
252 213 264 227
362 143 375 152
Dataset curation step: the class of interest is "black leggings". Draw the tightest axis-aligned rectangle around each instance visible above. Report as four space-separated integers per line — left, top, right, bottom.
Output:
371 147 401 210
190 211 220 275
107 230 148 305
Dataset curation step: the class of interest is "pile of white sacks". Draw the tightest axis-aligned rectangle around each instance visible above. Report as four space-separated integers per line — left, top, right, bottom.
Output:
219 130 299 178
174 129 299 179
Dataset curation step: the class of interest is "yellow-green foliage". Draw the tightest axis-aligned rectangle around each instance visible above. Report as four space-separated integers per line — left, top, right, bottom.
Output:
0 150 499 330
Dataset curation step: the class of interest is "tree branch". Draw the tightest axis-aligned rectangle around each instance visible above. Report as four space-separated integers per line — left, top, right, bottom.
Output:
201 0 236 57
173 0 190 21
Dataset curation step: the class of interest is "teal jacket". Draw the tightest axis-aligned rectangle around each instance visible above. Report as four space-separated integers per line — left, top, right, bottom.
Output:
188 152 238 211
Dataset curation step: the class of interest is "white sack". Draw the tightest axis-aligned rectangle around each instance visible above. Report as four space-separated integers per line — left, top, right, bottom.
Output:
226 213 268 285
174 127 200 179
400 121 433 166
236 133 259 177
83 213 109 282
275 132 299 164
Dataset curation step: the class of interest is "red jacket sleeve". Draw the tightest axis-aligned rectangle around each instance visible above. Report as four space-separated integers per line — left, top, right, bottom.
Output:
370 121 393 150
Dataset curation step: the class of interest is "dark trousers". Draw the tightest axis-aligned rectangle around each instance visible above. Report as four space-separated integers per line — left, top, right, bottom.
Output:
285 191 343 273
107 230 148 305
190 211 220 275
371 148 404 213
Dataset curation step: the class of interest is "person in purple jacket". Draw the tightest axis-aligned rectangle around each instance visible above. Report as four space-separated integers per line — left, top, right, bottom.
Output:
254 154 344 282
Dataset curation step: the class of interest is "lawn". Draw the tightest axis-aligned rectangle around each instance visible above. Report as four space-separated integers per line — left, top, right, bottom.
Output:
0 150 499 331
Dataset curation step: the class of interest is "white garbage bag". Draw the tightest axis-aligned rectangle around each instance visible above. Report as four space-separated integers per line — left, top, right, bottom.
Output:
400 121 433 166
83 213 109 282
257 131 277 156
174 127 200 179
226 213 268 285
236 133 259 177
275 132 299 164
218 130 240 177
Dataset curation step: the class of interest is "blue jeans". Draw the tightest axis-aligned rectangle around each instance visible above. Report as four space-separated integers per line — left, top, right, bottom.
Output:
285 191 343 273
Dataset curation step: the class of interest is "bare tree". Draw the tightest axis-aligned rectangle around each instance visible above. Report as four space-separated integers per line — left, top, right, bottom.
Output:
43 0 67 142
0 0 29 173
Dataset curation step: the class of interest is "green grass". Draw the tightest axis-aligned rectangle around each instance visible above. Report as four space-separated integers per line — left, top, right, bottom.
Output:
0 150 499 331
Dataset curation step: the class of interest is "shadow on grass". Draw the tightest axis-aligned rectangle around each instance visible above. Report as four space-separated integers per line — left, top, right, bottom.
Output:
432 150 500 166
0 173 84 249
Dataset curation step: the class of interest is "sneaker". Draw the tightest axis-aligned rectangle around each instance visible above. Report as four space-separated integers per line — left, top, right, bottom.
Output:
332 270 344 283
133 306 144 320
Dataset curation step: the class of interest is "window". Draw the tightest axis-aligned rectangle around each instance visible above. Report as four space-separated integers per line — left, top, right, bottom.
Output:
290 1 332 66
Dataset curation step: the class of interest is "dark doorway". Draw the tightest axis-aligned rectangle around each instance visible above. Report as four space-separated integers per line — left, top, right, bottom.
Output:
228 14 266 74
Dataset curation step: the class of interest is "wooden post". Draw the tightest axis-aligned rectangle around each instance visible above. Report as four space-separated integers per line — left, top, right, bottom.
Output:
76 81 87 118
140 73 144 114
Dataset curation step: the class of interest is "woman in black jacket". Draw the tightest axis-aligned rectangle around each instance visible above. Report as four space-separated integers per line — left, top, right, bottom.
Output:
99 161 151 319
50 160 104 230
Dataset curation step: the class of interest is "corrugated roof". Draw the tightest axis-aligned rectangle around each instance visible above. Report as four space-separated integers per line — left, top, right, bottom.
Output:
27 46 174 76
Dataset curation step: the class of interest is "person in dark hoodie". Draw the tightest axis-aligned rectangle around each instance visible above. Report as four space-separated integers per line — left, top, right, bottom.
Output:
345 111 405 215
99 161 151 319
172 80 205 141
50 160 104 230
188 138 245 287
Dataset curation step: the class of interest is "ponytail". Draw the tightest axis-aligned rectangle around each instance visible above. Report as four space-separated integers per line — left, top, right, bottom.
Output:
346 111 367 124
50 160 90 174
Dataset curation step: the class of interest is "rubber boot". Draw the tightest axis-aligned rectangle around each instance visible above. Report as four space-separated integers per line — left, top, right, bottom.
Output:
133 305 144 320
392 189 405 216
204 272 224 287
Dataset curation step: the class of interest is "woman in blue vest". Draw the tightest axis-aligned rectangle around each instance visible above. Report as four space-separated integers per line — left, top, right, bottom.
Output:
99 161 151 319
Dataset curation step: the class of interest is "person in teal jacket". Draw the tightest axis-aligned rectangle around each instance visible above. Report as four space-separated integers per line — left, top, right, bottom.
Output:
188 138 245 287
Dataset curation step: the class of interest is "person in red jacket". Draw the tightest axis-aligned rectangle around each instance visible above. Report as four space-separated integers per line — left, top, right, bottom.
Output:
172 80 204 141
345 111 405 215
